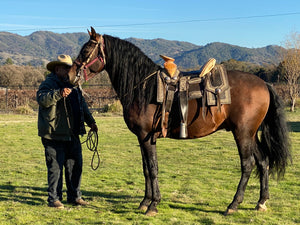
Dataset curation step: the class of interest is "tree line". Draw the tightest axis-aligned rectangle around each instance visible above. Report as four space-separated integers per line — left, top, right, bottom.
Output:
0 59 281 86
0 56 116 88
0 54 299 111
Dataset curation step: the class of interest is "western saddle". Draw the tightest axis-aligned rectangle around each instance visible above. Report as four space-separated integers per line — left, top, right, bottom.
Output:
157 55 231 138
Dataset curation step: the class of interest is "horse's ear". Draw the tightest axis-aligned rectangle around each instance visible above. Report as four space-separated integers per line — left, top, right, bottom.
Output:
91 26 96 34
88 26 97 40
87 29 92 37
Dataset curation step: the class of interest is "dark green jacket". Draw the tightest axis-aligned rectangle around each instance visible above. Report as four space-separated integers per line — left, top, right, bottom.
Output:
37 73 95 141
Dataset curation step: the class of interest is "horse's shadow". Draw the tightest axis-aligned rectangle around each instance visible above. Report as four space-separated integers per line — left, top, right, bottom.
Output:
288 122 300 132
166 201 224 215
167 200 256 216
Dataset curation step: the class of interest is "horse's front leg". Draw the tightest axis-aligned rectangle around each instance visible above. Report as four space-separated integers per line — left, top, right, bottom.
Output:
138 143 152 211
138 136 161 216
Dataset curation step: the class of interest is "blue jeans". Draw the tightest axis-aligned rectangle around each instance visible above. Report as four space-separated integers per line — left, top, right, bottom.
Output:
42 136 83 203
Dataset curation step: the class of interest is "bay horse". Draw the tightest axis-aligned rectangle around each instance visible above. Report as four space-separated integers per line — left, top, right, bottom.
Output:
68 27 291 216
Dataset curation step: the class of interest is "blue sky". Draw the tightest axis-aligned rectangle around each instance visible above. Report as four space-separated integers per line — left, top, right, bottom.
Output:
1 0 300 48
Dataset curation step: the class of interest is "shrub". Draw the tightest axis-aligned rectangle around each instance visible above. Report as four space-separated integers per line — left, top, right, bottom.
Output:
103 100 123 114
15 105 35 115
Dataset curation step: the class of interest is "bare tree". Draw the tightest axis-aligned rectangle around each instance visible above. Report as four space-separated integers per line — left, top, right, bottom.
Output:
281 32 300 111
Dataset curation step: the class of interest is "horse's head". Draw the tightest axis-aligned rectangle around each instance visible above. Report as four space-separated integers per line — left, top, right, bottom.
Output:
69 27 106 86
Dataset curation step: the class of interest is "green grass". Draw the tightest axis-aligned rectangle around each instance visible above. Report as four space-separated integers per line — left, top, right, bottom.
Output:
0 112 299 224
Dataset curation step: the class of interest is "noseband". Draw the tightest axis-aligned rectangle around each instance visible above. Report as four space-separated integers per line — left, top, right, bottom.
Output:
74 35 106 83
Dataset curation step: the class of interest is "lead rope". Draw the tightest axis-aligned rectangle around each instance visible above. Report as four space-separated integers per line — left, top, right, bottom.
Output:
64 96 100 171
63 97 73 135
81 129 100 171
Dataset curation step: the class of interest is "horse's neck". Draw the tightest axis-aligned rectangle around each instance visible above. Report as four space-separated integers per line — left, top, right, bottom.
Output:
103 35 160 110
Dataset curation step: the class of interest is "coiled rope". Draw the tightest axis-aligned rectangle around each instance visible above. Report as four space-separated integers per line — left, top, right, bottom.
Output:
81 129 100 170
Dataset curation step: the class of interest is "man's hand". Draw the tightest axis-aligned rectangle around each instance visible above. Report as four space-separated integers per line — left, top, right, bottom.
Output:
89 123 98 133
60 88 72 97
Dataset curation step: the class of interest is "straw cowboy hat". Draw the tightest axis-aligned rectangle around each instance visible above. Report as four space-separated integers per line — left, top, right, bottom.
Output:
46 54 73 72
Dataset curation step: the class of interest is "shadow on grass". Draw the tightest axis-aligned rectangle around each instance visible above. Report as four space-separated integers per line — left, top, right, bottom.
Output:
0 184 258 216
82 190 143 213
288 122 300 132
0 181 141 210
167 201 257 216
0 182 46 205
83 190 141 202
167 201 225 215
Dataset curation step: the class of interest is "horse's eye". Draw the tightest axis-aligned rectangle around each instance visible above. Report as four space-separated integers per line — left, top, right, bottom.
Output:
82 48 90 55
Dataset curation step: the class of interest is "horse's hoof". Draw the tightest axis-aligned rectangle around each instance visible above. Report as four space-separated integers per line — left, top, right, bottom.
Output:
255 203 267 212
138 205 148 212
224 208 237 215
145 209 158 216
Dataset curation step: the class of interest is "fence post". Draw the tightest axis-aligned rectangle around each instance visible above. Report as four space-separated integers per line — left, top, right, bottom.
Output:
5 86 8 112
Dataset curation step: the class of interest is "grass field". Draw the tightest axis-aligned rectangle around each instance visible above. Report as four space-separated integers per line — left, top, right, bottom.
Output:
0 112 299 224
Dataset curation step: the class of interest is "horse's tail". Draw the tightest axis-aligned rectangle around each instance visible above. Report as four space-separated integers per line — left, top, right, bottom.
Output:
258 83 291 178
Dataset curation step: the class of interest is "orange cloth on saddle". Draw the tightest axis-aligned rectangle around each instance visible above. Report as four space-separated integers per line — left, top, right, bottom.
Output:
160 55 177 78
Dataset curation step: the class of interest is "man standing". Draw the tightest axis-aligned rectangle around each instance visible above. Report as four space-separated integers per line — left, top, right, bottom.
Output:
37 55 97 209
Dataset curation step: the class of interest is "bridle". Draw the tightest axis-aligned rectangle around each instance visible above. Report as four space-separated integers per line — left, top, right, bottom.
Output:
73 35 106 85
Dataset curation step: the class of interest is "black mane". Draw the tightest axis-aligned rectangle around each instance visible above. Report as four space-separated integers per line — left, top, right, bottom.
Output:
103 35 161 112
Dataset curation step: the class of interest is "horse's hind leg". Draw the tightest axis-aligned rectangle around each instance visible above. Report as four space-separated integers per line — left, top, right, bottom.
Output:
254 142 270 211
138 136 161 216
225 133 256 215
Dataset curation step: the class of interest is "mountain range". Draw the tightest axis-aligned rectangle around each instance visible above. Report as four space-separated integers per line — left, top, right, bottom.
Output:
0 31 284 69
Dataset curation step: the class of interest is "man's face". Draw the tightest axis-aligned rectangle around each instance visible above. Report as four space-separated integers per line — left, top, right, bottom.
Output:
55 64 71 82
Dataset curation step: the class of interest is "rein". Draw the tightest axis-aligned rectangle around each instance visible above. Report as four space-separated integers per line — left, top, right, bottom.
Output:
123 70 159 97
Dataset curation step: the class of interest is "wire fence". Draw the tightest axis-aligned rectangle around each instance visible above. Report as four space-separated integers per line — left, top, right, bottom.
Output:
0 83 297 113
0 84 118 113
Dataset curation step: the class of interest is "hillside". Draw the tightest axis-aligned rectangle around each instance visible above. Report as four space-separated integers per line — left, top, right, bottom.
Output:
126 37 200 62
0 31 284 68
173 43 284 69
0 31 89 66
